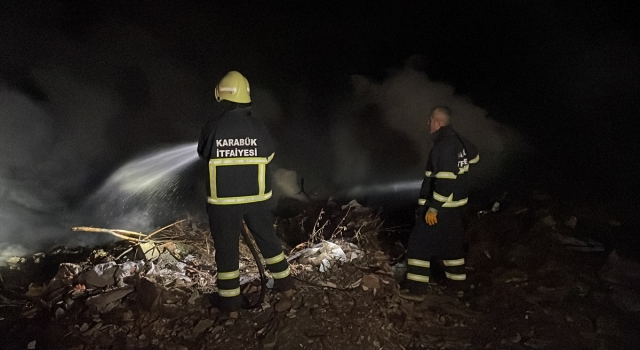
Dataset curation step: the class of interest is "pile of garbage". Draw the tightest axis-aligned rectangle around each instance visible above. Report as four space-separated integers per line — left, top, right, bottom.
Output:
0 198 394 349
1 194 639 349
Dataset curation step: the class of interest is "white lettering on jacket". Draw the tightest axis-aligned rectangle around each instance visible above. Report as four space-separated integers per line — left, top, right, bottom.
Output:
215 138 258 147
457 149 469 168
216 148 258 157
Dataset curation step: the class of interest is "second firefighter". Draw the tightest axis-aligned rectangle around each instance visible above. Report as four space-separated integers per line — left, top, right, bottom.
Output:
401 106 479 300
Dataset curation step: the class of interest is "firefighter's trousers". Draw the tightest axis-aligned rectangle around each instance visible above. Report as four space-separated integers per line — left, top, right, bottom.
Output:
206 200 291 311
405 207 467 294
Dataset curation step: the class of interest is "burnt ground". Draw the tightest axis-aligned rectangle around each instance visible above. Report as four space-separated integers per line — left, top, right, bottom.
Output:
1 192 640 350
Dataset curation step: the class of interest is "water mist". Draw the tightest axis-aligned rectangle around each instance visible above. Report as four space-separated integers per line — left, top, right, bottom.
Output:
81 142 201 232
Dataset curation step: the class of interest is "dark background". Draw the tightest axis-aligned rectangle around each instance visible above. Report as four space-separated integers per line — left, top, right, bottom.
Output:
1 0 639 248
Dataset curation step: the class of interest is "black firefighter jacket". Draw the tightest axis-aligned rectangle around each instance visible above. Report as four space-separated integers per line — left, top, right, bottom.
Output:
418 124 479 211
197 106 275 205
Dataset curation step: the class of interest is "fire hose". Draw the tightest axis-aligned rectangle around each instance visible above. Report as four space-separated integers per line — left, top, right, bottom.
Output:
240 223 267 309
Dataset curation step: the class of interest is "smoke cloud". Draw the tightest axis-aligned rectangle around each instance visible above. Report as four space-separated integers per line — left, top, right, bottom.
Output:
332 63 526 200
0 71 125 259
0 5 526 263
0 13 210 260
0 25 295 262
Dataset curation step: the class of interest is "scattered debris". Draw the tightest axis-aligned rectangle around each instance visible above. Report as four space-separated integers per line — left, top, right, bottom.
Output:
552 232 605 252
0 195 638 349
599 250 640 290
293 241 347 272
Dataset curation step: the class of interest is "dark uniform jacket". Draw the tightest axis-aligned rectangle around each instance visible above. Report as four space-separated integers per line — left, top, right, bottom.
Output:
197 106 275 205
418 124 479 210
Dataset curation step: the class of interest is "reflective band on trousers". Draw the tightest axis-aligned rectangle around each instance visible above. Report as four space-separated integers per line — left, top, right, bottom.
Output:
271 267 290 279
408 259 431 268
217 270 240 280
265 252 285 265
407 273 430 283
208 153 274 205
218 287 241 297
425 171 457 179
432 192 468 208
445 272 467 281
442 258 465 267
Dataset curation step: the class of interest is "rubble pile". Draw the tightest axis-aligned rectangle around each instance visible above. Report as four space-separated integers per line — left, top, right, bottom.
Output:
0 194 639 349
274 198 383 251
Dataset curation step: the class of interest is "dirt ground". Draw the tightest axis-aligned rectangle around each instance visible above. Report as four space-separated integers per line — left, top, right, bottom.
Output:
1 194 639 350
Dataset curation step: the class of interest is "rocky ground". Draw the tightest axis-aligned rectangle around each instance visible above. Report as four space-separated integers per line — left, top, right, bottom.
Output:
1 193 639 350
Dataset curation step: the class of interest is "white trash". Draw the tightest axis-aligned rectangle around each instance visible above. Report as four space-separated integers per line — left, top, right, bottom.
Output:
295 241 347 272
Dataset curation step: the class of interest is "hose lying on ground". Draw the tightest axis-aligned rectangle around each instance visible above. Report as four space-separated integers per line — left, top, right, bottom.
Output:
241 223 267 309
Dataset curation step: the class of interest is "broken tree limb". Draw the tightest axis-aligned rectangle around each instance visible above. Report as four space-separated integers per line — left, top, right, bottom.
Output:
145 219 186 241
72 227 144 242
115 247 134 261
72 220 187 244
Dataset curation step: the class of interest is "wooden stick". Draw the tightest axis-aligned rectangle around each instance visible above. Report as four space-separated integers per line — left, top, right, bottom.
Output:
111 230 147 237
115 247 134 260
72 227 141 242
145 219 186 240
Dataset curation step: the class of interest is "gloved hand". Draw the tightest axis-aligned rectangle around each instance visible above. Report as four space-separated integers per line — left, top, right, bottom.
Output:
425 209 438 226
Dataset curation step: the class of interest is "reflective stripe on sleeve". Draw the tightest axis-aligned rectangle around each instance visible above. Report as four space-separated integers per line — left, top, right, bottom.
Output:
418 198 427 205
406 273 430 283
265 252 285 265
408 259 431 268
218 287 241 297
445 272 467 281
469 154 480 164
271 267 290 279
442 198 467 207
442 258 465 267
432 192 468 208
217 270 240 280
433 191 452 203
458 164 470 174
426 171 457 179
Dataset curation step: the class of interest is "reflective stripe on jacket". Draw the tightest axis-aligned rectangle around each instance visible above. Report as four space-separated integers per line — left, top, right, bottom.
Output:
198 106 276 205
417 125 479 209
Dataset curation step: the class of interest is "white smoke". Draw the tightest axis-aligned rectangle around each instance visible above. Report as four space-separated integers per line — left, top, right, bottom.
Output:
333 64 526 193
1 4 529 263
272 168 309 203
0 72 124 262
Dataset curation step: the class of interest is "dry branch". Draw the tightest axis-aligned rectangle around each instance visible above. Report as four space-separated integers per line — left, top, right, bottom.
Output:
145 219 186 240
71 227 145 242
72 219 187 245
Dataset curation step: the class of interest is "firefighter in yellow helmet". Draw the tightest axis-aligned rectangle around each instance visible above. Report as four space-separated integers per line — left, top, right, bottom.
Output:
214 70 252 104
198 71 294 312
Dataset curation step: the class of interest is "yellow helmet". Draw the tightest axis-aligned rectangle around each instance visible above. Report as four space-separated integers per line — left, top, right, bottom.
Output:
214 71 251 103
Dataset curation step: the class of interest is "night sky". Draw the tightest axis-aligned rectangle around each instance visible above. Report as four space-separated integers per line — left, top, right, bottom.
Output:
1 0 640 249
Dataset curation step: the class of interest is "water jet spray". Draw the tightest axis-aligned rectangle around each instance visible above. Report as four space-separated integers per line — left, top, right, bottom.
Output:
81 142 201 231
